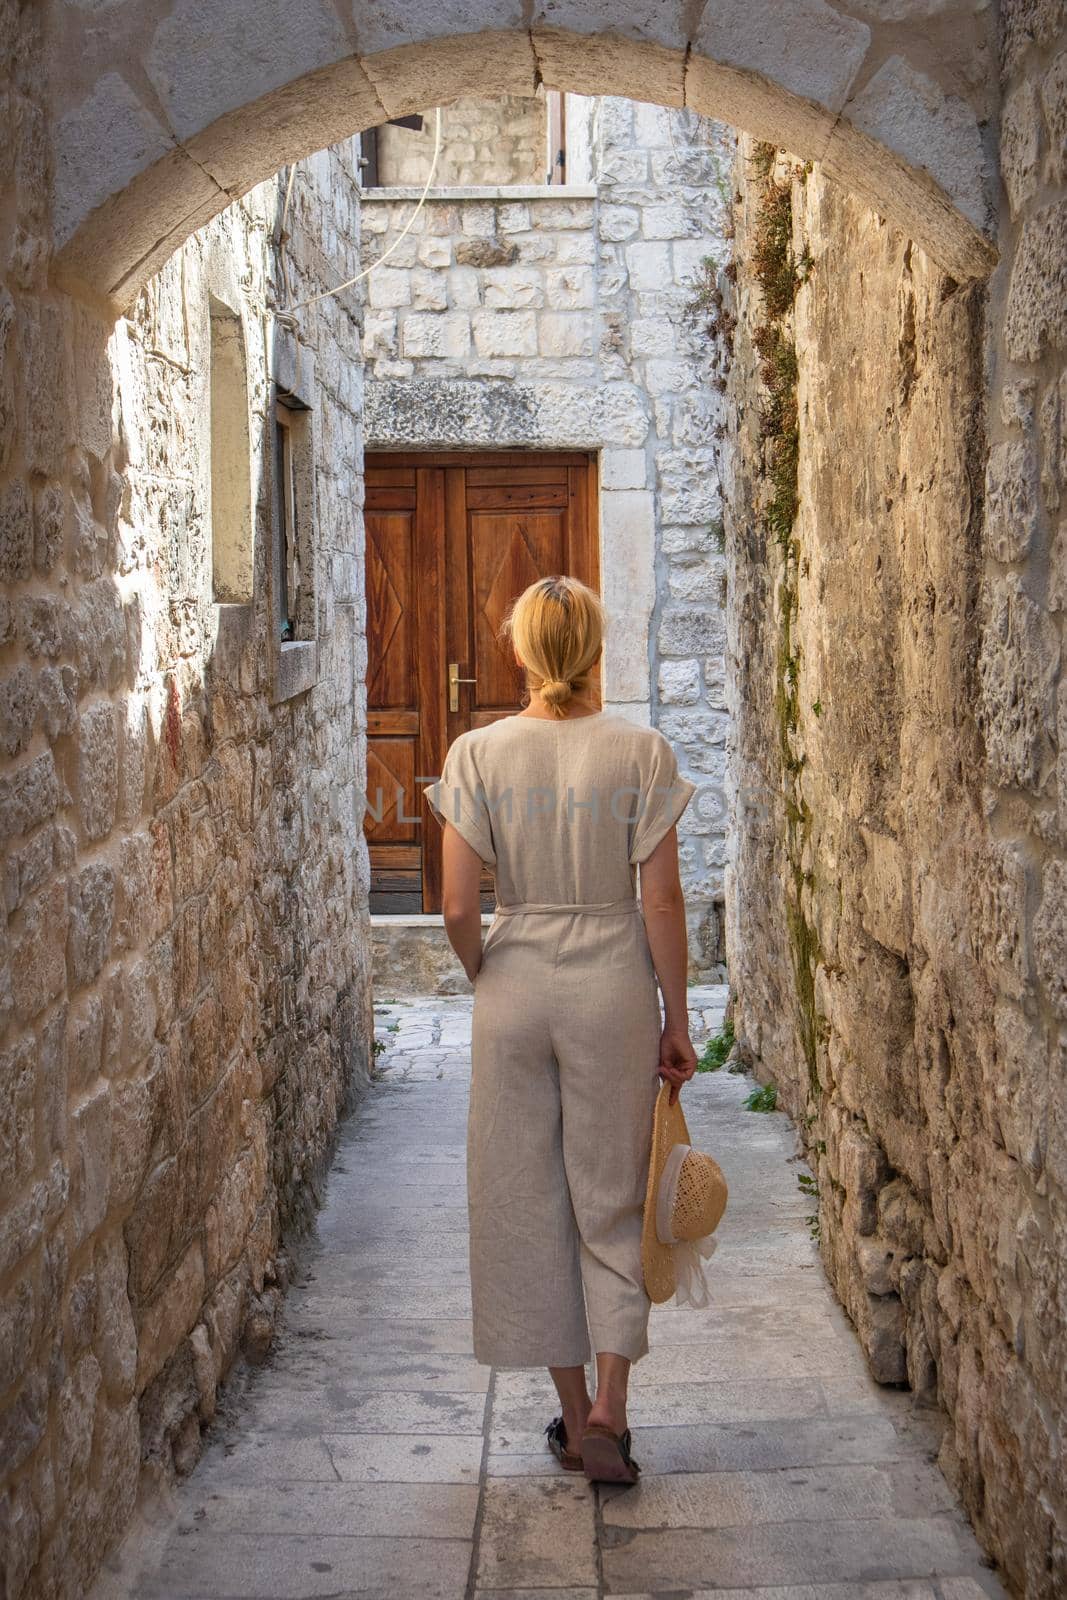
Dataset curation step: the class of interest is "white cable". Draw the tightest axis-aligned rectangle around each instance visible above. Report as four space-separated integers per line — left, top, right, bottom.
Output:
277 106 442 315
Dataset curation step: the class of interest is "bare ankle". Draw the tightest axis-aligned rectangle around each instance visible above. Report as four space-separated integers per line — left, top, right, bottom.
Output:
587 1396 627 1434
562 1401 591 1440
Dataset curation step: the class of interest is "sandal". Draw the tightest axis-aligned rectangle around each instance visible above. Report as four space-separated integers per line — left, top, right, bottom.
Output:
544 1415 584 1472
579 1423 641 1485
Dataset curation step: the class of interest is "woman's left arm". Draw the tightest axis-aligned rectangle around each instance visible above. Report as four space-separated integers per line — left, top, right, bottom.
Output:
441 823 485 982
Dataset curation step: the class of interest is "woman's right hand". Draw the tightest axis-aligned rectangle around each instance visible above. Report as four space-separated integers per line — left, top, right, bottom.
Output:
658 1025 697 1105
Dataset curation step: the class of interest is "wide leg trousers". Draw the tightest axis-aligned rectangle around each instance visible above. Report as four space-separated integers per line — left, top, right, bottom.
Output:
467 901 662 1368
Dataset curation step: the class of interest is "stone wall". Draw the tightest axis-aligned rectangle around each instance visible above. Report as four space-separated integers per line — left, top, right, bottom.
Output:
0 19 372 1589
725 17 1066 1582
376 95 548 187
362 97 734 974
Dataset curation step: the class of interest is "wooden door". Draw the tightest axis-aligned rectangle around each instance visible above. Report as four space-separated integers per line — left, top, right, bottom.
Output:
364 451 599 912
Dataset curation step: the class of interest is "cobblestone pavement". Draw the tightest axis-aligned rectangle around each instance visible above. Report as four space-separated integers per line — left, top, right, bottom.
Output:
94 988 1007 1600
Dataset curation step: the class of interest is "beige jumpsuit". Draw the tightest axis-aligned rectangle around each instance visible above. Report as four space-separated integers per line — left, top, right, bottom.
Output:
424 712 696 1369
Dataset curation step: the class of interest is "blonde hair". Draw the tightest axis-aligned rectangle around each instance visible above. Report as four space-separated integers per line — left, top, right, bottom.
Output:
501 575 604 719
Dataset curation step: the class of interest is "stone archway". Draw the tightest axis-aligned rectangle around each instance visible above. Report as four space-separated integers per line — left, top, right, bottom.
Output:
6 2 1067 1596
50 6 997 311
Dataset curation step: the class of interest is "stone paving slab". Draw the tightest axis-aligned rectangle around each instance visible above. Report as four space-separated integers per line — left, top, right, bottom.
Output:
597 1462 958 1526
169 1481 481 1538
126 1531 473 1598
601 1520 998 1594
611 1586 962 1600
476 1477 599 1589
93 987 1007 1600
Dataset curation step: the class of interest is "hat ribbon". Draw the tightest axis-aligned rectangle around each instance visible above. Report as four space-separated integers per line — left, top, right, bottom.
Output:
655 1142 719 1310
672 1234 717 1309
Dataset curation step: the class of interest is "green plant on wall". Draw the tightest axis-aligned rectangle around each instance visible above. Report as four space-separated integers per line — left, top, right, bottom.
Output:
797 1171 821 1240
683 253 737 349
744 1080 778 1112
698 1018 735 1072
747 143 824 1103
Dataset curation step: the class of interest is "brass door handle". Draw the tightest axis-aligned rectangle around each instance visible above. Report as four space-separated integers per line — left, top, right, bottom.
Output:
449 661 477 713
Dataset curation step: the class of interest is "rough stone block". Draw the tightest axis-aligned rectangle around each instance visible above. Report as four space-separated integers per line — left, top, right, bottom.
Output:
600 383 650 447
538 313 594 358
660 451 721 522
696 0 869 116
599 448 648 490
1004 200 1067 363
417 236 452 268
1034 859 1067 1022
135 1239 205 1392
631 317 678 358
146 0 352 142
601 489 656 705
0 753 59 845
0 1037 35 1200
446 266 480 309
599 204 640 242
0 479 32 581
55 645 93 754
497 203 530 234
659 606 726 658
471 310 537 357
641 201 697 240
1042 49 1067 185
401 312 471 359
625 240 671 291
658 658 701 705
858 828 909 957
985 439 1038 563
545 266 595 309
645 358 692 396
548 232 592 272
363 31 537 119
0 666 37 759
409 268 448 312
978 573 1060 791
0 1275 35 1393
483 267 543 310
51 72 174 250
70 1085 112 1251
11 880 68 1024
76 702 119 842
673 238 716 283
367 267 411 309
67 863 116 988
1001 79 1041 219
837 54 989 232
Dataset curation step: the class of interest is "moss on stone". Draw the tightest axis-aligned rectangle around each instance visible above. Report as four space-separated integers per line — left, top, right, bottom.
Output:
748 149 823 1102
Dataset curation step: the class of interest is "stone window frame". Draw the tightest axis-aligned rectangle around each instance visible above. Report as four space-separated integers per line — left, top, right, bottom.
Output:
268 330 319 704
208 292 254 605
360 91 584 193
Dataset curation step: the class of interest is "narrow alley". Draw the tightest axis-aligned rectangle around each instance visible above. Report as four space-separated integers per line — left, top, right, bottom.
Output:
92 992 1004 1600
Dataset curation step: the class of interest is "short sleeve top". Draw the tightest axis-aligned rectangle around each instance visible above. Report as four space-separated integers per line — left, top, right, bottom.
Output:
422 713 697 905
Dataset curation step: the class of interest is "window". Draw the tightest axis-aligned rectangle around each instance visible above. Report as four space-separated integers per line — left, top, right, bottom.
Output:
274 400 299 640
270 383 317 702
208 295 253 603
359 95 568 190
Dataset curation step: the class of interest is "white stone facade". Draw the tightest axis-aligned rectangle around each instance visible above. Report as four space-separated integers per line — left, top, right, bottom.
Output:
361 97 733 973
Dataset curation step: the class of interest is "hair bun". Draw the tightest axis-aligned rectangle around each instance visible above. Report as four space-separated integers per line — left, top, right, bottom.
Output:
541 677 572 705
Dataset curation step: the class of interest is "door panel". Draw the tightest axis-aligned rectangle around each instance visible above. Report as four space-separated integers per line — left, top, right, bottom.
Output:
365 508 415 708
365 452 599 913
469 507 567 721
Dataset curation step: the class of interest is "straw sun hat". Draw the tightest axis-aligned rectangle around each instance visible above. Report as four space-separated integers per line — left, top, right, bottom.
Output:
642 1082 728 1307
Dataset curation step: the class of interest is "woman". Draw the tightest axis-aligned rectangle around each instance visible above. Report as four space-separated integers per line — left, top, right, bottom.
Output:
423 575 698 1484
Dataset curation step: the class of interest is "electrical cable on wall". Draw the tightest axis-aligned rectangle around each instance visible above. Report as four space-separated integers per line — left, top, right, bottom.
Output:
276 106 443 317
